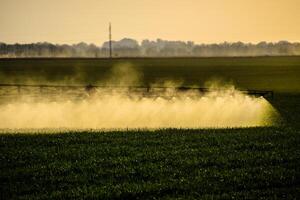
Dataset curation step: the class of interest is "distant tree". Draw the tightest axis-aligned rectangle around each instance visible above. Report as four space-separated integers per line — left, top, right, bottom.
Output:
1 39 300 58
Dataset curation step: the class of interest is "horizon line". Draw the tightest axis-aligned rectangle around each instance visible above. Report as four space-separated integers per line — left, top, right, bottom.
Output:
1 39 300 47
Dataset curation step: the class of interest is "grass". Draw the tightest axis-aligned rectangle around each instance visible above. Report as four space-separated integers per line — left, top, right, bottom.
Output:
0 57 300 199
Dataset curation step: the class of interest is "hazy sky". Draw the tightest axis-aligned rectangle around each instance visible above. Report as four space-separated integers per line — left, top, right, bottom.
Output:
1 0 300 44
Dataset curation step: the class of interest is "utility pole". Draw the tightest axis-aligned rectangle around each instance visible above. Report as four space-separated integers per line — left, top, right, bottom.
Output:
109 22 112 58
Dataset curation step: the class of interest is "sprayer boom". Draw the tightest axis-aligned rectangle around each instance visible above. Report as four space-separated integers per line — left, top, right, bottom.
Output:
0 83 274 98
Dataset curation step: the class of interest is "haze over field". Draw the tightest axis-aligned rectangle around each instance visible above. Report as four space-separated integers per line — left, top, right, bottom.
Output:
0 64 279 129
0 91 277 129
0 0 295 128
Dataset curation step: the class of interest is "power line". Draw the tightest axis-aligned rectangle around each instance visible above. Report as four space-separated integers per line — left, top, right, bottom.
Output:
109 22 112 58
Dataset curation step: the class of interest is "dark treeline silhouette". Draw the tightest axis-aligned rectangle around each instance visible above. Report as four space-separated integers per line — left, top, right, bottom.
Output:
1 38 300 57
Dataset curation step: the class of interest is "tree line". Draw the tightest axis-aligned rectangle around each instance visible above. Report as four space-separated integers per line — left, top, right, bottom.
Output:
1 38 300 57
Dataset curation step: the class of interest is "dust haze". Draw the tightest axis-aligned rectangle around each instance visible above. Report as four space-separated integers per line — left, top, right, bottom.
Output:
0 64 279 130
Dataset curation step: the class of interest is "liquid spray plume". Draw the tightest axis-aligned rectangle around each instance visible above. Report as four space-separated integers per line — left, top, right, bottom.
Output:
0 64 278 130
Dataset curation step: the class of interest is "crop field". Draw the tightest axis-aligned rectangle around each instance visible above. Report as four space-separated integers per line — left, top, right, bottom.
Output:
0 57 300 199
0 56 300 92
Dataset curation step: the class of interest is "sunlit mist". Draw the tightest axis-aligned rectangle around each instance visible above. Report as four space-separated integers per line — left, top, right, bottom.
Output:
0 64 279 130
0 91 277 130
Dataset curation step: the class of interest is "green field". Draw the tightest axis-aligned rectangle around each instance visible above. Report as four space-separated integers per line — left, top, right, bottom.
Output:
1 56 300 92
0 57 300 199
1 126 299 199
